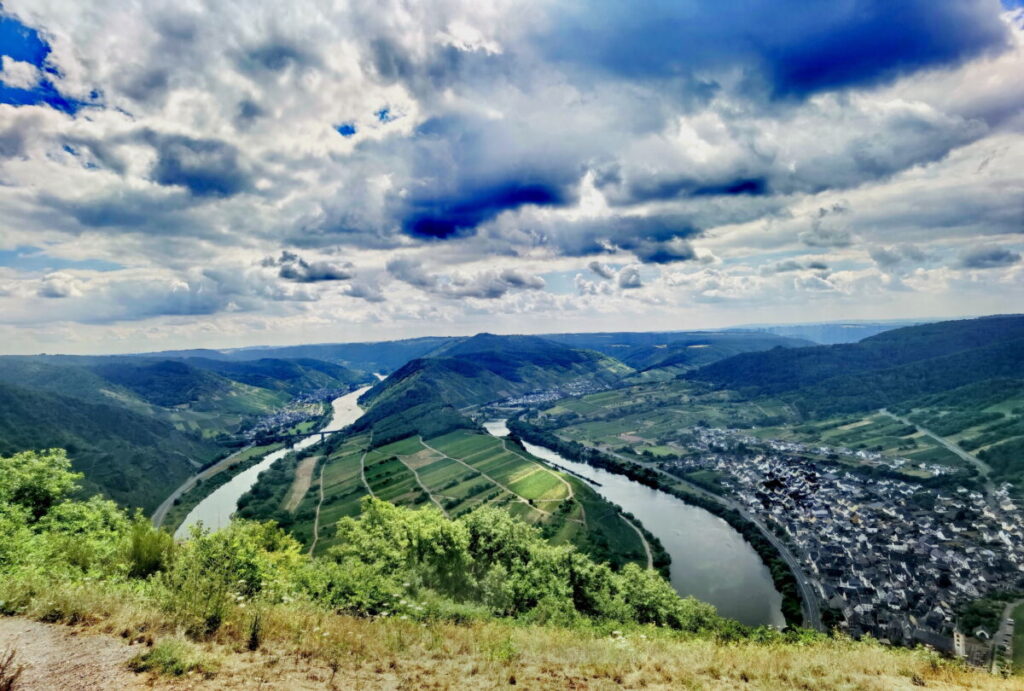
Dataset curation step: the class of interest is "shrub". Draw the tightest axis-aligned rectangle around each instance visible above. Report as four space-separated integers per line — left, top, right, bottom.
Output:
124 517 175 579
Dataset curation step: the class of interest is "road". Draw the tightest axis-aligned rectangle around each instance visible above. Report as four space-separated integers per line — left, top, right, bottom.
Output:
150 444 255 528
991 598 1024 675
879 409 996 498
590 441 825 631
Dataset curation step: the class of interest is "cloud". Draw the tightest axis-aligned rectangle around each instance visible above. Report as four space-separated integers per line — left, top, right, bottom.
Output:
387 257 545 299
542 0 1009 98
587 261 614 279
343 281 386 303
263 251 355 282
137 130 254 198
0 0 1020 350
616 265 642 290
37 272 80 298
0 56 41 89
958 245 1022 269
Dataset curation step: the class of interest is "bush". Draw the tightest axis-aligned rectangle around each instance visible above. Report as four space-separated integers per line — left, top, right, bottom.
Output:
125 518 175 579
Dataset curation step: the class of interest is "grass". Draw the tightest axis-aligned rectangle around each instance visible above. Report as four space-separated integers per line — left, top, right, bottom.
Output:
1014 602 1024 672
5 584 1021 690
128 637 220 678
278 429 647 566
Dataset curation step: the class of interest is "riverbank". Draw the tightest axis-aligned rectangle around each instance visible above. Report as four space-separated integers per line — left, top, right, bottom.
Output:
157 442 285 532
508 417 805 629
172 386 372 538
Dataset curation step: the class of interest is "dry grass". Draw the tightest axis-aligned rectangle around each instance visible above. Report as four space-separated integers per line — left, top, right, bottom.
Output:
7 580 1023 690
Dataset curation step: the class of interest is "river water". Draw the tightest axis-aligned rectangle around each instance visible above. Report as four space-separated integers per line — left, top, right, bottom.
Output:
483 420 785 628
175 384 373 538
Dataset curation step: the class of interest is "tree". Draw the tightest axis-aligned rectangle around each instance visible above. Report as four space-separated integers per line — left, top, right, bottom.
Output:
0 449 80 520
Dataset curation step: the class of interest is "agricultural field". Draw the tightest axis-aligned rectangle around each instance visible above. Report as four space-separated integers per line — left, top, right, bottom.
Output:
291 429 648 567
538 381 797 455
750 414 967 468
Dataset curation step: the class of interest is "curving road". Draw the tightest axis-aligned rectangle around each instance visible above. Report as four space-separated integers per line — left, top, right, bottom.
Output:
590 441 825 631
151 445 253 528
879 409 996 498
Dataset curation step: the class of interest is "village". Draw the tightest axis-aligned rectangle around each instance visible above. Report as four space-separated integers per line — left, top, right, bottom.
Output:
665 427 1024 660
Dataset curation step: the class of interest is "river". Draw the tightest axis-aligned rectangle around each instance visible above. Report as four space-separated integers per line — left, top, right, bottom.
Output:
174 384 373 538
483 420 785 628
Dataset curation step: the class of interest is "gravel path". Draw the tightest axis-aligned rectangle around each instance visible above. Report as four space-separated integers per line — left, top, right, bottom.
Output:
0 618 145 690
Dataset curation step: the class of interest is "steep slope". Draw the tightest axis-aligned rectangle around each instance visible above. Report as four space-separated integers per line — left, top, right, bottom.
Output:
0 355 372 510
360 334 627 419
0 382 219 511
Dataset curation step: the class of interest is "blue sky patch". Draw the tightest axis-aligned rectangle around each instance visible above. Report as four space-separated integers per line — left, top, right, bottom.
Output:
336 122 357 137
0 14 50 66
0 246 123 272
0 13 87 114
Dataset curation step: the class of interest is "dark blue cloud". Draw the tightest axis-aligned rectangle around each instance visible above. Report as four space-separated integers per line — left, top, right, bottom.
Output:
958 245 1021 269
541 0 1009 98
404 182 568 239
138 131 252 198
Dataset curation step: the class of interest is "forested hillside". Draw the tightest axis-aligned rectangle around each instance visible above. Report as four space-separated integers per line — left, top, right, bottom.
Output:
353 334 630 443
0 382 219 510
0 355 370 511
689 315 1024 412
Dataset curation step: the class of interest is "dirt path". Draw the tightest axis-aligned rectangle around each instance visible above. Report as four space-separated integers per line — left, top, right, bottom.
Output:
0 617 146 690
619 514 654 569
501 439 575 501
359 448 376 499
307 460 327 555
284 455 319 512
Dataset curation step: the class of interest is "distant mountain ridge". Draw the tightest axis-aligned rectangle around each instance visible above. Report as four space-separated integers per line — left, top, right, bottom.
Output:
688 314 1024 416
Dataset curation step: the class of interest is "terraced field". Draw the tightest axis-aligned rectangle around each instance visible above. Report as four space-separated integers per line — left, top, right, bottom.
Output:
297 429 649 567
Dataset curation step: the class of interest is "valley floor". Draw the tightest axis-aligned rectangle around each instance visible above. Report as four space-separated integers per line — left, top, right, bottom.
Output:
2 615 1022 690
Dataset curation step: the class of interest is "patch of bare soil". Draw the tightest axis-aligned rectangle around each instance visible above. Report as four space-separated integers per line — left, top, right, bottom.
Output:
0 617 145 690
284 455 320 512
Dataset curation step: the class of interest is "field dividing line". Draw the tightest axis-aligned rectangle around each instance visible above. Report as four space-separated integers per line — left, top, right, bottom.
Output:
397 452 449 516
501 439 575 501
419 437 583 524
308 460 326 555
360 432 377 499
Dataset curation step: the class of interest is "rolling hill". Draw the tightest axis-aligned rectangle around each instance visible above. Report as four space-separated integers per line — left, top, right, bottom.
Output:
352 333 630 443
542 330 812 369
0 354 371 511
688 314 1024 409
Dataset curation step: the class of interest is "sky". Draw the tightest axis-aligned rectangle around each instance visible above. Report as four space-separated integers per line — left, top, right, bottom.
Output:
0 0 1022 355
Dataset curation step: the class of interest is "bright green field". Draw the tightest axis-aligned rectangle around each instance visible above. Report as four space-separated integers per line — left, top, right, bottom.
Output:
296 429 646 567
